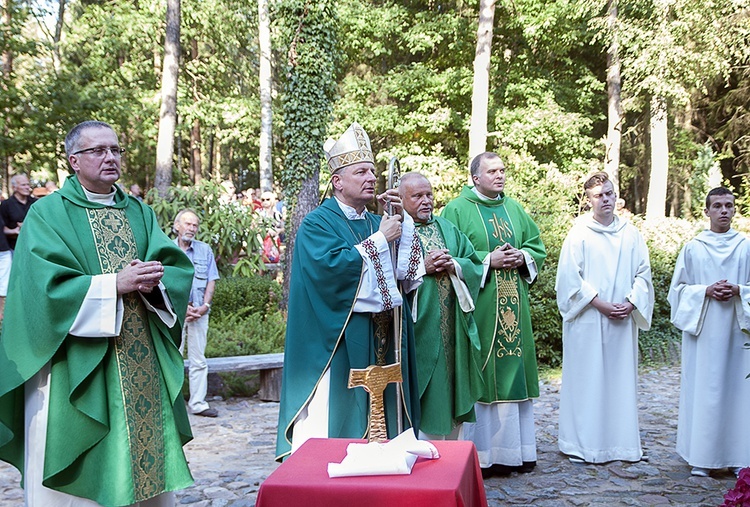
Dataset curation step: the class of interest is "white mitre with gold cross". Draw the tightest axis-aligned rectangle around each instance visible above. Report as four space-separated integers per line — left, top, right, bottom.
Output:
323 122 375 173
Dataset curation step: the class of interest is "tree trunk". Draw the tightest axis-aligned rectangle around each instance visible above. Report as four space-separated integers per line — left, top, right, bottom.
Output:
604 0 622 194
154 0 181 197
191 119 202 184
190 39 202 184
282 171 318 302
277 0 339 309
208 132 215 178
646 95 669 220
468 0 495 173
258 0 273 192
52 0 65 71
3 0 12 197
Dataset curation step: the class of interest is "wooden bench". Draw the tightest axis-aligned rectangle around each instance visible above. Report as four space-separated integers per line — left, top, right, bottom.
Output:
185 352 284 402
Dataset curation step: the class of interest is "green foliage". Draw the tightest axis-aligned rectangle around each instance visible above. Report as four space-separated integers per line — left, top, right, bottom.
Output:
206 311 286 358
636 217 699 364
273 0 341 211
506 160 582 367
204 276 286 397
211 276 283 320
510 165 700 368
148 182 266 276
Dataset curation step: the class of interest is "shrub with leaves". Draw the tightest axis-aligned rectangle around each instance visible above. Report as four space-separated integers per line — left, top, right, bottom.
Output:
505 161 702 368
147 182 267 276
211 276 283 320
203 276 286 397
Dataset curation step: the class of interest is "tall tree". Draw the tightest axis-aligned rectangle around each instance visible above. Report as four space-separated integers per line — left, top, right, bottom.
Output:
604 0 622 192
617 0 741 218
154 0 181 197
258 0 273 192
275 0 340 305
189 38 202 184
2 0 13 196
646 94 668 218
468 0 495 165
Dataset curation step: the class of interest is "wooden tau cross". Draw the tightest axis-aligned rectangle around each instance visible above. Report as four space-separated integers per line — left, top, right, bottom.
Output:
348 363 402 442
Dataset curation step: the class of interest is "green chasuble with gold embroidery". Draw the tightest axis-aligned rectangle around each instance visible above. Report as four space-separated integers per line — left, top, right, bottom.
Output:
413 216 484 435
0 175 194 506
442 186 546 402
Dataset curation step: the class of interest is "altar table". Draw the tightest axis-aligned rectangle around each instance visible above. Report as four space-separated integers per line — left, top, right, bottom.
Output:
256 438 488 507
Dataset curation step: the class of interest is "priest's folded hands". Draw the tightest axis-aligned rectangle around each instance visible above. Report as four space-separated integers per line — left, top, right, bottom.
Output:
116 259 165 294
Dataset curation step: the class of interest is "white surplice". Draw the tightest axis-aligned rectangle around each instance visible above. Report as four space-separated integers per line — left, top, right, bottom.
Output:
555 215 653 463
669 229 750 470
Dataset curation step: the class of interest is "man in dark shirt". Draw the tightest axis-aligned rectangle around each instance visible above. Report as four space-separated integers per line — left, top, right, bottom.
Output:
1 173 37 249
0 212 10 321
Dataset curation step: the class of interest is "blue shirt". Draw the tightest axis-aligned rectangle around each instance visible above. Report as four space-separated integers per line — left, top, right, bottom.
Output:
174 238 220 307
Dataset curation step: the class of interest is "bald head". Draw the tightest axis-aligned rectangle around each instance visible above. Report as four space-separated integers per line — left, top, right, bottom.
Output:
399 172 434 223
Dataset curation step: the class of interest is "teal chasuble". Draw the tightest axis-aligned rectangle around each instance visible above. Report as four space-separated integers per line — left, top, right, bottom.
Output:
413 216 484 435
275 197 421 460
0 175 194 506
442 186 546 402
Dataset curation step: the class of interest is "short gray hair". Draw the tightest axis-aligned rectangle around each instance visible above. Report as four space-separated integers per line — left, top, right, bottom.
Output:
10 173 29 190
65 121 115 156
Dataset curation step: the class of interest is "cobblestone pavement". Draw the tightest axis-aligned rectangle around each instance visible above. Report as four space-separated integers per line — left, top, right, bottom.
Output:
0 365 739 506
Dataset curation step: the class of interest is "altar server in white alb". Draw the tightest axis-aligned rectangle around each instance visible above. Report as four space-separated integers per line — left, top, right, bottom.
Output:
555 171 654 464
668 187 750 478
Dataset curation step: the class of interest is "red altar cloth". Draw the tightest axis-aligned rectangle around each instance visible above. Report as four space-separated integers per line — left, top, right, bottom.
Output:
256 438 488 507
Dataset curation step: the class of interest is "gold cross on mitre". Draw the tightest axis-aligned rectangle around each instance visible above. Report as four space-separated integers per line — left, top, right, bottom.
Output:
348 363 402 442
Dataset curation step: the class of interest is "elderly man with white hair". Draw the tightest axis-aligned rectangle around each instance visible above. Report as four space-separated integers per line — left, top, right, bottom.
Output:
1 173 37 250
173 209 220 418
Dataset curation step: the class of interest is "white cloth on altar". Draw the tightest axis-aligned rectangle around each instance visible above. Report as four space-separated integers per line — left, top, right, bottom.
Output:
669 228 750 469
459 400 537 468
327 429 439 477
555 214 653 463
290 199 424 453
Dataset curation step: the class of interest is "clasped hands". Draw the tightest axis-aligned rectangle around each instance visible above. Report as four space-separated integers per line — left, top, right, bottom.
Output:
117 259 164 295
185 303 208 322
490 243 525 270
706 279 739 301
425 248 455 275
591 296 634 320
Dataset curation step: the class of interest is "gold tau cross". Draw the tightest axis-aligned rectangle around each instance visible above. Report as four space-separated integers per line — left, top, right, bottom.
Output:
348 363 403 442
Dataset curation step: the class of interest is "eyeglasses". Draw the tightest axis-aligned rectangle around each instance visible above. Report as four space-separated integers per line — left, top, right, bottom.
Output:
72 146 126 158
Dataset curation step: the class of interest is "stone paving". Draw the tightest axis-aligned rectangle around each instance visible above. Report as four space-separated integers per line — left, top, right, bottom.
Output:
0 365 739 506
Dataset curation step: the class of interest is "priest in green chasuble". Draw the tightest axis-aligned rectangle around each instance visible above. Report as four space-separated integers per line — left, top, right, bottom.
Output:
442 152 546 476
275 123 425 461
399 172 485 439
0 121 194 507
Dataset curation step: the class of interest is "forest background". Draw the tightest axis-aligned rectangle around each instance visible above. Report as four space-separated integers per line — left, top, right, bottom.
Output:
2 0 750 390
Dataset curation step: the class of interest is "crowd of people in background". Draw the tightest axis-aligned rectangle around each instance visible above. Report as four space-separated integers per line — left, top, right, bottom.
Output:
0 175 287 326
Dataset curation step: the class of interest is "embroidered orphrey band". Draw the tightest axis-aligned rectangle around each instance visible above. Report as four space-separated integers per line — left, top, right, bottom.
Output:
361 237 393 311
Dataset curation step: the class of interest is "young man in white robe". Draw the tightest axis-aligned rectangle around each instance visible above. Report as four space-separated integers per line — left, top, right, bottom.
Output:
555 171 654 464
668 186 750 478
